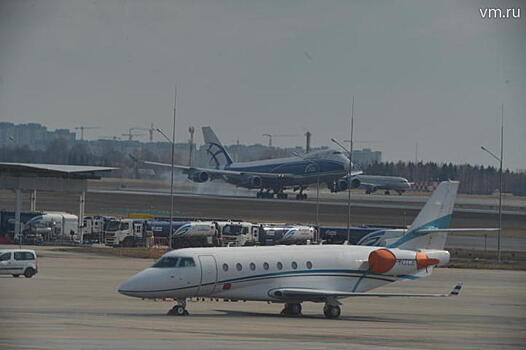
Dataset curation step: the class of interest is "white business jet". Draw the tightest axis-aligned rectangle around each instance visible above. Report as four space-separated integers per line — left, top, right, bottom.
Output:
119 181 465 319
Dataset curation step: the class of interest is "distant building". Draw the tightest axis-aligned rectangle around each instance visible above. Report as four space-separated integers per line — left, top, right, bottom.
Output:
0 122 76 150
352 148 382 168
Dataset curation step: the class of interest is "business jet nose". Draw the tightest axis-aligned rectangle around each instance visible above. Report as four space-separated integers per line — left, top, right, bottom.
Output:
118 270 154 298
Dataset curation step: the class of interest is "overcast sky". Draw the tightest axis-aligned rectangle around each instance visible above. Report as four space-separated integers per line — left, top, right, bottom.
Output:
1 0 524 170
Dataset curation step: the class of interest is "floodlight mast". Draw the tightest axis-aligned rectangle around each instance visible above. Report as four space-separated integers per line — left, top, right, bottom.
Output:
347 96 355 244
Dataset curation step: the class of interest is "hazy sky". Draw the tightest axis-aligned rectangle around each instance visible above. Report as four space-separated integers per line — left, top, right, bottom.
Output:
1 0 525 169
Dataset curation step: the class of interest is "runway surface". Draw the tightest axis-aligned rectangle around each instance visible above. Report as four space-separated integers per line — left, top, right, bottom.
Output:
0 246 524 350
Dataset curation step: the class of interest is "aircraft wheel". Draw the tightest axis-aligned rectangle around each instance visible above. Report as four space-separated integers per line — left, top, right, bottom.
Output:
323 305 341 319
281 303 302 316
288 303 301 315
168 305 188 316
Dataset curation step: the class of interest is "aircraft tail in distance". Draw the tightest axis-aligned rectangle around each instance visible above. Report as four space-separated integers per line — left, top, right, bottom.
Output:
202 126 233 168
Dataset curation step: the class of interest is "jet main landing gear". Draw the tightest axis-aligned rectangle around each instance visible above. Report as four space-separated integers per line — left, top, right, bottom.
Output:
323 298 342 319
323 304 341 319
280 303 302 316
167 299 189 316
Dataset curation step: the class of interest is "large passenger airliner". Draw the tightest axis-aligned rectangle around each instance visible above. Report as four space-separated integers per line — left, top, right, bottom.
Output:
119 181 475 319
144 127 362 200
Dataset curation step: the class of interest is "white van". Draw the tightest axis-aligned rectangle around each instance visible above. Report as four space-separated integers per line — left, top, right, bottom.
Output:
0 249 38 278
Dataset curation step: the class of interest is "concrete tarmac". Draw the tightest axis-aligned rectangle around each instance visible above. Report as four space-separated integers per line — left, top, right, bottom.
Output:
0 247 525 350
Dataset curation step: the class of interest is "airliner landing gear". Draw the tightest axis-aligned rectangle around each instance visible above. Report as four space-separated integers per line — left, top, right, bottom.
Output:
167 299 189 316
280 303 302 316
257 190 274 199
295 187 307 200
323 304 341 319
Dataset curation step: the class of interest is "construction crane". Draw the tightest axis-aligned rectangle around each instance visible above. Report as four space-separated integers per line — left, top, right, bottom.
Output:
74 126 101 141
122 128 147 141
262 134 300 147
128 125 156 142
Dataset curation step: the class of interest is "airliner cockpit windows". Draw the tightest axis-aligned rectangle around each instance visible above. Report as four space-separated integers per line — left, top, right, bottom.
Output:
152 257 179 268
179 257 196 267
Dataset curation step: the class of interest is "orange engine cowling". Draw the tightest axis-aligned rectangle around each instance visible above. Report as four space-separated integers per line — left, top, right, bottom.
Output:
368 248 441 275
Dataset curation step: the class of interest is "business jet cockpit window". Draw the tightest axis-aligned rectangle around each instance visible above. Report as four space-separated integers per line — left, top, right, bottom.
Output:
179 257 196 267
152 257 179 268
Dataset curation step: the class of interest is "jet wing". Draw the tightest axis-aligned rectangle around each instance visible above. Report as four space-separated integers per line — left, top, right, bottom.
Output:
143 161 289 179
270 282 463 300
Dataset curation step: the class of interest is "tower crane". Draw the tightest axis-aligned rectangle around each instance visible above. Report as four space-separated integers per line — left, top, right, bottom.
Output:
74 126 101 141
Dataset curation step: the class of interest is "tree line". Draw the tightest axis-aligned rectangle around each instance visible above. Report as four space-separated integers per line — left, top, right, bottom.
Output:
364 161 526 196
1 141 524 196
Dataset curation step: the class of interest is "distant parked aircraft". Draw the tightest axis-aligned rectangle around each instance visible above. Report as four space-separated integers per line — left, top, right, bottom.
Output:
351 175 412 195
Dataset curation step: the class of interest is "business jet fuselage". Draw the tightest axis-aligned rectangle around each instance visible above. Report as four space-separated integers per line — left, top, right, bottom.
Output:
119 181 469 319
119 244 452 318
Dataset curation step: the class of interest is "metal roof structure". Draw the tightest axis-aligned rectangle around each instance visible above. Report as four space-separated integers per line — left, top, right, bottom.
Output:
0 162 118 245
0 162 117 179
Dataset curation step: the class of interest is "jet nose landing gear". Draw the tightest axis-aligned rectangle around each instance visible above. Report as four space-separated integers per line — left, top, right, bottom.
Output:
167 299 189 316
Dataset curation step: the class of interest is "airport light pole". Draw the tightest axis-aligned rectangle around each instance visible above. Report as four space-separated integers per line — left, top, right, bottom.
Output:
156 88 177 249
481 105 504 263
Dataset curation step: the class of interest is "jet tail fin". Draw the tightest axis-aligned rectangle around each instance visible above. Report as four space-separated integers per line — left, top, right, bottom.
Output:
202 126 233 168
388 181 459 250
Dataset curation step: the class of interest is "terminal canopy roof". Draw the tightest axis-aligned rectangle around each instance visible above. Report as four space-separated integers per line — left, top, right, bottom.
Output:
0 162 117 179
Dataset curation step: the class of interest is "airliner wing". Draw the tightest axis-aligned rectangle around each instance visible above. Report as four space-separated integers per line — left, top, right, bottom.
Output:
270 283 462 300
143 161 289 179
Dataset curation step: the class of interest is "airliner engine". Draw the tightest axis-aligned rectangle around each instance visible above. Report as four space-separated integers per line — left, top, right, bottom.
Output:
243 175 262 188
368 248 449 275
189 171 209 183
329 177 361 192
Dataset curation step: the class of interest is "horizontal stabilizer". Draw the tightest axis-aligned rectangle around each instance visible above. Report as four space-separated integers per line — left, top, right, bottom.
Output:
416 228 498 233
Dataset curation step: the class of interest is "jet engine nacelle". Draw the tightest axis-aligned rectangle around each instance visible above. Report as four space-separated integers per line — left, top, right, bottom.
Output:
189 171 209 183
329 177 360 192
243 175 262 188
368 248 449 276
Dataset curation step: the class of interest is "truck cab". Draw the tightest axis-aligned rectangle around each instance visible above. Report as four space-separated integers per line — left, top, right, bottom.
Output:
104 219 146 247
218 221 259 246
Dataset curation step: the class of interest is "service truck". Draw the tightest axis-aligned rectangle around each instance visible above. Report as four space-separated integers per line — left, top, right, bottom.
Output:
22 212 79 243
258 224 316 245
